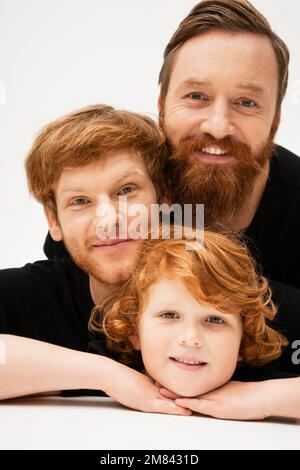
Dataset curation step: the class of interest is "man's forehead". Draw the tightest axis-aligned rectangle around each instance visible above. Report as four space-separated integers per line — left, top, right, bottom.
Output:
169 31 278 89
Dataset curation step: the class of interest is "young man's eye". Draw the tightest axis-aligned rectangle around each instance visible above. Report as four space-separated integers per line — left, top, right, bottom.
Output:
71 197 90 206
118 186 135 196
237 98 256 108
206 316 225 324
160 311 178 319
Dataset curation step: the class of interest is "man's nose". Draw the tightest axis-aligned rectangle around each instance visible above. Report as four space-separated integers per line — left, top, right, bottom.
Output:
200 98 235 140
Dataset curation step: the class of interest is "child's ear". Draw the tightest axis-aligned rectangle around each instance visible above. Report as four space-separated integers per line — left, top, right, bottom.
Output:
129 334 141 351
44 206 63 242
237 353 243 362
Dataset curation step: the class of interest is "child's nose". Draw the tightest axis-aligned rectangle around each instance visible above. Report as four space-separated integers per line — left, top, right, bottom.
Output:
177 331 205 348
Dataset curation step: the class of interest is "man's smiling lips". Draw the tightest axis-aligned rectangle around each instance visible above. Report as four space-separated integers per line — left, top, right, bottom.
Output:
193 146 235 164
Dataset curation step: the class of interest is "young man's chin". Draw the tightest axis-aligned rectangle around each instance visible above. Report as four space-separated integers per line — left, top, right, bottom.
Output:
69 238 141 285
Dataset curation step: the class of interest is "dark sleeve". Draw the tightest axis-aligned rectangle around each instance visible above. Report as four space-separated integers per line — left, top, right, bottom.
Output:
0 267 31 335
43 232 69 259
233 280 300 381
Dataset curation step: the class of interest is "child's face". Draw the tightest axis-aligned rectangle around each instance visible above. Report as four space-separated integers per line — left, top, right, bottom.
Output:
133 276 243 397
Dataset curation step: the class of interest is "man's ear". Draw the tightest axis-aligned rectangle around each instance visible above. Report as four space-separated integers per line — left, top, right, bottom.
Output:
157 95 162 117
270 108 281 139
44 206 63 242
129 334 141 351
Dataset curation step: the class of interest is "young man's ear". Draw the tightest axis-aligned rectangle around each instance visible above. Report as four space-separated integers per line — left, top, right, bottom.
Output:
44 206 63 242
159 180 172 205
129 334 141 351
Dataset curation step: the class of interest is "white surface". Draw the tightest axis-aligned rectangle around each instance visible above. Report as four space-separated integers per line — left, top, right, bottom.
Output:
0 0 300 268
0 396 299 450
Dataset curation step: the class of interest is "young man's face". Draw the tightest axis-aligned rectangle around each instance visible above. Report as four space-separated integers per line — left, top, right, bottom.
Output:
46 150 157 285
160 31 279 225
133 276 243 397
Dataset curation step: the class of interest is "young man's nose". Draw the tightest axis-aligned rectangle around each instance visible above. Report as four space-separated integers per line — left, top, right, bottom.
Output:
199 99 235 140
94 196 128 238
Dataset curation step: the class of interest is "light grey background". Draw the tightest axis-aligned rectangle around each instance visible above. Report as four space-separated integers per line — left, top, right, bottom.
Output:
0 0 299 268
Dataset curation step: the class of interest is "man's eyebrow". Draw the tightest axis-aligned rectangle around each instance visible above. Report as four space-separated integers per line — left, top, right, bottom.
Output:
176 79 210 92
176 78 265 96
60 169 146 194
236 82 265 95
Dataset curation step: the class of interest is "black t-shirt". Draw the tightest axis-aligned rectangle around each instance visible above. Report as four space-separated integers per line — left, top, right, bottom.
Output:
245 145 300 290
0 258 299 394
0 258 94 351
43 145 300 290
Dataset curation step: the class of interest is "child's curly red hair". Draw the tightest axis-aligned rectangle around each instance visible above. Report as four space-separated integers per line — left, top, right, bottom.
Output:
89 229 287 366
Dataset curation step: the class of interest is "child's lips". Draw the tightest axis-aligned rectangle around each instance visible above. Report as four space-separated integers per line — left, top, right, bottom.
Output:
169 356 207 372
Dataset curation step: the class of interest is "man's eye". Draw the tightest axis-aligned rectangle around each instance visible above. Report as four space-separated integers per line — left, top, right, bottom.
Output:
71 198 90 206
206 316 224 324
238 98 256 108
160 311 178 319
118 186 134 196
188 92 207 101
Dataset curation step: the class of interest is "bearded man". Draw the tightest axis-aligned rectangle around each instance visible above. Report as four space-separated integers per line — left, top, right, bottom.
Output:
158 0 300 290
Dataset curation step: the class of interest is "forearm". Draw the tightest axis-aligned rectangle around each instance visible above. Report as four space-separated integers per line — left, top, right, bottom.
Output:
265 377 300 419
0 334 116 400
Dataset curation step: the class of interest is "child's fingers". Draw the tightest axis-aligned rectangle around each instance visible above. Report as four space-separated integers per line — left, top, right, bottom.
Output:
175 398 211 416
159 387 182 400
154 399 192 416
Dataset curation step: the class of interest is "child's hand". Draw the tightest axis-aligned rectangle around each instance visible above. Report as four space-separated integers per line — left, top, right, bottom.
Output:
103 361 192 416
174 381 271 420
142 369 183 400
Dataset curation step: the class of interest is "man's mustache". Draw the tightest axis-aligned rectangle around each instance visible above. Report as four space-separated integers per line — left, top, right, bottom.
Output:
169 134 260 169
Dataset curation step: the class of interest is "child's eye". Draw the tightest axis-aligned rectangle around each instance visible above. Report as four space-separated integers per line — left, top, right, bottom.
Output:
206 316 225 324
160 311 179 319
71 197 90 206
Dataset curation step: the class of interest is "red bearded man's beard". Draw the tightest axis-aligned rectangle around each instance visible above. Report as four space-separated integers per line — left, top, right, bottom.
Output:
165 133 276 230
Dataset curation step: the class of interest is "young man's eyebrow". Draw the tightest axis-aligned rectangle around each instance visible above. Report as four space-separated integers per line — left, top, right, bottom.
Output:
60 186 86 194
112 168 146 186
60 169 146 194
